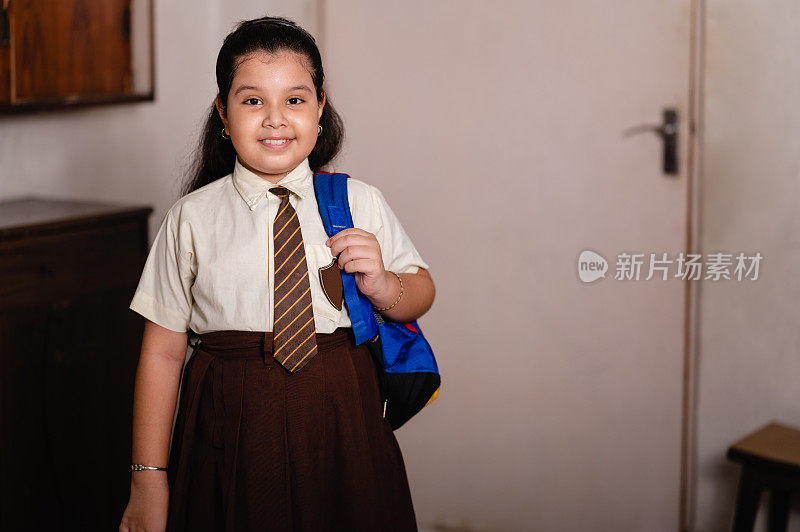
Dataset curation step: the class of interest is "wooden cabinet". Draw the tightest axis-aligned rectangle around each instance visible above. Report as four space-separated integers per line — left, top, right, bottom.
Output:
0 0 154 113
0 197 153 530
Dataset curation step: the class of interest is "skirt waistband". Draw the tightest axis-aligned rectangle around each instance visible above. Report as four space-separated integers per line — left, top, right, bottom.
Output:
192 327 354 358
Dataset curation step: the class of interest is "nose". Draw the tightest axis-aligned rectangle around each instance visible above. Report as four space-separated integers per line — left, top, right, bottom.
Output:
262 103 287 128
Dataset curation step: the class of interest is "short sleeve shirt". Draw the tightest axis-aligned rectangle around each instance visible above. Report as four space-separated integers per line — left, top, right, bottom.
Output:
128 156 430 334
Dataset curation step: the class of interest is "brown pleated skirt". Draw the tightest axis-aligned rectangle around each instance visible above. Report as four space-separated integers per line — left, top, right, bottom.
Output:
165 327 418 532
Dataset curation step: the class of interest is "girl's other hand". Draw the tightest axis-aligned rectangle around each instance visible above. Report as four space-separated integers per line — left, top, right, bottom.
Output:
326 228 391 298
119 473 169 532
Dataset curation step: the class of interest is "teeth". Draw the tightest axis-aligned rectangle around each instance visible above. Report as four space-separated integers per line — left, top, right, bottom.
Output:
262 139 290 145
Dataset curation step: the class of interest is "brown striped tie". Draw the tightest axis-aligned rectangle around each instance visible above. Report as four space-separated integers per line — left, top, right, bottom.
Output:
269 186 318 372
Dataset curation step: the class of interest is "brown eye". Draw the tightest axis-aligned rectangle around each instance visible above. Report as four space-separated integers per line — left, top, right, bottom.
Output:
244 98 261 105
287 97 304 105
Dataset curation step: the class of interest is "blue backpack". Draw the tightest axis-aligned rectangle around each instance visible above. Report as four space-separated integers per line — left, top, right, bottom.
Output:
313 171 440 430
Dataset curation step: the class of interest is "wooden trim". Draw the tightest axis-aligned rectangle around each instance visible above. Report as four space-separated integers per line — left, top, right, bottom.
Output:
680 0 706 530
0 92 154 115
149 0 155 103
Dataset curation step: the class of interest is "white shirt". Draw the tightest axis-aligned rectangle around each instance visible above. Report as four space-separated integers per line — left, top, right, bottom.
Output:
129 156 429 334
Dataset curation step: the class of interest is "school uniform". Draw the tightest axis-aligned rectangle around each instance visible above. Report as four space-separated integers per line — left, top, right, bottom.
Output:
129 155 429 531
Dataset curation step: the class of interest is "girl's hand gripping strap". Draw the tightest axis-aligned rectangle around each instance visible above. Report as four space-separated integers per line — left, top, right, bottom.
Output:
312 172 378 345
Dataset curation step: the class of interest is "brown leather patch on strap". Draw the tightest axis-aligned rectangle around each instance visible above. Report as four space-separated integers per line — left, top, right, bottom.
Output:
319 258 343 311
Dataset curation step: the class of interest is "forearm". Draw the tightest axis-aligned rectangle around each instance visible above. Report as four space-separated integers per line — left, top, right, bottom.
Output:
367 270 435 323
130 351 184 487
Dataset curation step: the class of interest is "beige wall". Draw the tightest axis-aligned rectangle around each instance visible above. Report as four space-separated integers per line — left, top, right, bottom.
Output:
694 1 800 530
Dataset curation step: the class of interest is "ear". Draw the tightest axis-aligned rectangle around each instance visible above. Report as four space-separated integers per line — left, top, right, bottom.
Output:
215 94 228 127
317 90 326 121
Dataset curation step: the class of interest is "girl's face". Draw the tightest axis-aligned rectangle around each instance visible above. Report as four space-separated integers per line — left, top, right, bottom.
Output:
216 49 325 183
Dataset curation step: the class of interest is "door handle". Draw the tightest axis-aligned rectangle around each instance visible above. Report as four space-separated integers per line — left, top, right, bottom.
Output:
622 108 679 175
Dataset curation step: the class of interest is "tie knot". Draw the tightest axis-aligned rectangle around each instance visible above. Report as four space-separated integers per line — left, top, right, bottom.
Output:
269 186 291 198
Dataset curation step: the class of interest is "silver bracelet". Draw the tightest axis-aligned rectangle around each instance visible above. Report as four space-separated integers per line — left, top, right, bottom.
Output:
131 464 167 471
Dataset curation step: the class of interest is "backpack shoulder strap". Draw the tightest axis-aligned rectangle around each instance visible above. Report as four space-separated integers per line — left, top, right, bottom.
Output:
312 172 378 345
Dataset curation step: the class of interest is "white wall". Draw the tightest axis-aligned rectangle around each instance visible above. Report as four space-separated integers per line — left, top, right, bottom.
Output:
694 1 800 530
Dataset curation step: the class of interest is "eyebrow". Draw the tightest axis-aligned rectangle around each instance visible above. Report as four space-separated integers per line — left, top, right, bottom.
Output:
233 84 314 96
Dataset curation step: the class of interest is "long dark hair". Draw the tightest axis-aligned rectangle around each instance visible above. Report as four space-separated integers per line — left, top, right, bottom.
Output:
180 16 344 197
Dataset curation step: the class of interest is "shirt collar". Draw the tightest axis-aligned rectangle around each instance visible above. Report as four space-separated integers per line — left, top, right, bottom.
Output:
232 156 314 210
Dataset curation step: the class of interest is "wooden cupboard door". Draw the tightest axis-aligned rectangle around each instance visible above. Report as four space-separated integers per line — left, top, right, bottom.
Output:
9 0 132 103
0 305 60 531
0 289 142 530
43 289 142 530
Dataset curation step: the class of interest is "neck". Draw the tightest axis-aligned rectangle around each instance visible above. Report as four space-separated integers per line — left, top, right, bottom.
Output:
239 158 290 184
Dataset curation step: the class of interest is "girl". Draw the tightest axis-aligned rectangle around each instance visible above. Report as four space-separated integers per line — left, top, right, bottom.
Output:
119 15 435 532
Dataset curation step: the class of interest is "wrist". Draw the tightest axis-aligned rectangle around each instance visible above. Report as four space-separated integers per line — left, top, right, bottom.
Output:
371 271 403 311
131 469 168 487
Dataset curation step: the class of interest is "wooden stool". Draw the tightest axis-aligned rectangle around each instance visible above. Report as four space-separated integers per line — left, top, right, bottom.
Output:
727 422 800 532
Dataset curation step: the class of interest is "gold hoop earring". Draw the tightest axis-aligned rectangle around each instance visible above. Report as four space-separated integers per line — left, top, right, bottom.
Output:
221 127 231 140
318 125 323 136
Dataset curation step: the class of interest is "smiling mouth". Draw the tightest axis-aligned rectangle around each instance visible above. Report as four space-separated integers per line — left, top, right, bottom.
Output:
260 138 293 146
